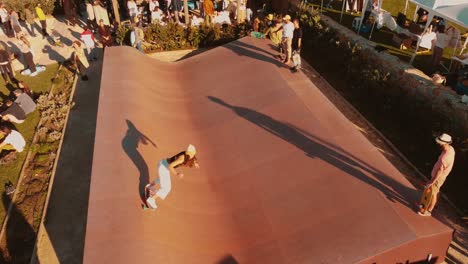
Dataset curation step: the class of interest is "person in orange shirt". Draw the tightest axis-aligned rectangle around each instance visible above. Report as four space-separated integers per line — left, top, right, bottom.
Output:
419 133 455 216
203 0 214 25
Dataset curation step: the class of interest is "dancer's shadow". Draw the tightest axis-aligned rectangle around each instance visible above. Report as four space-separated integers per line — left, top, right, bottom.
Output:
121 120 157 202
207 96 418 209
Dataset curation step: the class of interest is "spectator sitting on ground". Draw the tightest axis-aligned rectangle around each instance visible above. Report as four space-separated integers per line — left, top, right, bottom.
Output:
13 89 36 115
0 99 26 124
151 4 164 22
456 65 468 96
191 14 204 27
0 126 25 154
18 81 33 97
130 17 145 53
213 11 231 25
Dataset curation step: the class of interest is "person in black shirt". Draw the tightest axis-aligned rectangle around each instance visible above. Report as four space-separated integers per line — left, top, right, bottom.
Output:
291 19 302 72
145 144 199 209
1 100 26 124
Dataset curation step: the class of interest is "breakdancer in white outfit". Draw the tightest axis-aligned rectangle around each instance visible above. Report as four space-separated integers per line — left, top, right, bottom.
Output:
145 144 199 209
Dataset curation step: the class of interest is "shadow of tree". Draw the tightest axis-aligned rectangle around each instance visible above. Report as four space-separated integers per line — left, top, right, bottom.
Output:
121 120 157 203
0 192 36 263
207 96 419 210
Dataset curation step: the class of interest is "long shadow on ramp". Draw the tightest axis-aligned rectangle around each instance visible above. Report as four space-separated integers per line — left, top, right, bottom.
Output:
207 96 418 209
122 120 157 202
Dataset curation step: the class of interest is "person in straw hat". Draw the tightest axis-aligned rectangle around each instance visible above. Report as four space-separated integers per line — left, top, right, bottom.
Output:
418 133 455 216
145 144 200 209
275 14 294 65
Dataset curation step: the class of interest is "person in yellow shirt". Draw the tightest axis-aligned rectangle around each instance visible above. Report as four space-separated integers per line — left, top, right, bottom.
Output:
35 3 48 37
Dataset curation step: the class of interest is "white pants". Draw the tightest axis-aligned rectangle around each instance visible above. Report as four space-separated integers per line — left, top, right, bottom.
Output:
155 159 171 200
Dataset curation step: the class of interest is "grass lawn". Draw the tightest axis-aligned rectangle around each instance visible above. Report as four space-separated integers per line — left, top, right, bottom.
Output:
307 0 464 76
0 63 59 222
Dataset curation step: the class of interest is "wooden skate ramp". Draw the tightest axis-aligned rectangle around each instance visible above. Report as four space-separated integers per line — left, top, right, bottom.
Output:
84 38 452 263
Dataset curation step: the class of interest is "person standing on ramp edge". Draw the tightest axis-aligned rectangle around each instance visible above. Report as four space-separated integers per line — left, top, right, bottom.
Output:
145 144 199 209
418 133 455 216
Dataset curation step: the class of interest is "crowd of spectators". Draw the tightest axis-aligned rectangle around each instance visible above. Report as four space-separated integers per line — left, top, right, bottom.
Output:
0 0 116 160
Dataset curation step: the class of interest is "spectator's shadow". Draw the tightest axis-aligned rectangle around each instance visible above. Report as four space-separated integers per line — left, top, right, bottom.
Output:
223 39 288 68
121 120 157 203
42 45 67 63
207 96 419 210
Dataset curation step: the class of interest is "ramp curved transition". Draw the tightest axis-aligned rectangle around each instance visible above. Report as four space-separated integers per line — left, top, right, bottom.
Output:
84 37 452 263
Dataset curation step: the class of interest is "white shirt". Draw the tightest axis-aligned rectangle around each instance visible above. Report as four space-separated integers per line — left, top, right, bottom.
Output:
3 130 26 152
149 1 159 11
127 1 139 16
283 21 294 39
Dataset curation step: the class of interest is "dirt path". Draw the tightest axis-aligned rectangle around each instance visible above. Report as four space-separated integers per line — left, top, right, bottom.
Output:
299 60 467 264
32 55 103 264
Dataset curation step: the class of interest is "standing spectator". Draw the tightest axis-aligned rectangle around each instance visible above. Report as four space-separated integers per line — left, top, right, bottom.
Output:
0 100 26 124
17 36 37 76
63 0 78 26
130 17 145 53
203 0 214 25
419 133 455 216
35 3 48 37
98 19 113 49
0 44 16 84
80 27 97 61
277 14 294 65
9 10 22 37
72 41 89 81
199 0 204 17
431 25 449 70
170 0 182 23
0 126 26 154
291 18 302 72
13 89 36 115
18 81 33 98
127 0 139 21
86 0 96 30
93 0 111 26
24 4 37 37
0 5 13 37
265 19 282 51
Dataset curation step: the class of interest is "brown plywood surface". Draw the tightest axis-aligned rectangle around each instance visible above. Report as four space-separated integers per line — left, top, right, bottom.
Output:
84 37 452 263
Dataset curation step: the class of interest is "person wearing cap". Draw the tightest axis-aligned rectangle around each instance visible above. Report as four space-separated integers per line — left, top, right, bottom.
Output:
14 89 36 115
145 144 200 209
275 14 294 65
419 133 455 216
266 14 274 28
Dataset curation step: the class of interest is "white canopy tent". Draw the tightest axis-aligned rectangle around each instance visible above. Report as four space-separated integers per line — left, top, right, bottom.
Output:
408 0 468 64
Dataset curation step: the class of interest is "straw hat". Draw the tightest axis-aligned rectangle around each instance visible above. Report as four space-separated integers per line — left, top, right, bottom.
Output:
435 133 452 145
284 15 291 21
267 14 273 20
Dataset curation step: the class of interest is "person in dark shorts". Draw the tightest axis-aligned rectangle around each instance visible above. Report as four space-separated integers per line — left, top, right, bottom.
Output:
291 18 302 72
0 100 26 124
145 144 200 209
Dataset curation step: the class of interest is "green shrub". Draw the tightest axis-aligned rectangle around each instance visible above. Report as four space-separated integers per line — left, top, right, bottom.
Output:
117 22 251 52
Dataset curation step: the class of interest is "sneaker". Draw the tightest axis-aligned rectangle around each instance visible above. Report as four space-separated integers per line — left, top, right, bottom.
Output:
146 197 157 209
418 211 431 217
30 71 38 77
